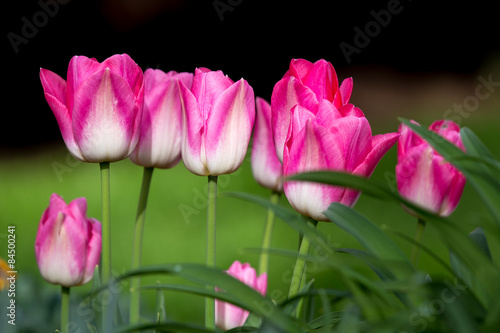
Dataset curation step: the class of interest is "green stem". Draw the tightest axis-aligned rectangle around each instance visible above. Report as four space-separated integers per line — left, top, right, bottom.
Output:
99 162 111 330
99 162 111 284
258 191 280 276
60 286 70 333
129 167 154 325
288 218 318 317
205 175 218 329
411 218 426 267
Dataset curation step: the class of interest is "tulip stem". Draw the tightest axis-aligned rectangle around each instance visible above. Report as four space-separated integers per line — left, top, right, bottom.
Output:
99 162 111 284
99 162 111 330
411 218 426 267
60 286 70 333
288 217 318 317
129 167 155 325
258 191 281 275
205 175 218 329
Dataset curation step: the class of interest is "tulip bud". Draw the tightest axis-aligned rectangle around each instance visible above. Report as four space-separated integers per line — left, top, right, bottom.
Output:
282 102 399 222
396 120 466 216
251 97 283 192
40 54 144 163
178 68 255 176
129 69 193 168
271 58 354 162
35 194 102 287
215 261 267 330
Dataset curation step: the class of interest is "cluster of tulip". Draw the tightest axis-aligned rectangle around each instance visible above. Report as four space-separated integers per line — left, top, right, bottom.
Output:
36 54 465 331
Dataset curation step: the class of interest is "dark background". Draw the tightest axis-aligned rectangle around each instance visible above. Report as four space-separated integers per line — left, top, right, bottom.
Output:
4 0 499 149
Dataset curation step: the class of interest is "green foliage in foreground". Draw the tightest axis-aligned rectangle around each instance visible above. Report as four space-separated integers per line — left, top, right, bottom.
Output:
122 122 499 332
9 122 499 332
2 117 500 333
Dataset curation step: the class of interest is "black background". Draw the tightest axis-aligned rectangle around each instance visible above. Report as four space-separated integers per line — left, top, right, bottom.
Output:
4 0 499 149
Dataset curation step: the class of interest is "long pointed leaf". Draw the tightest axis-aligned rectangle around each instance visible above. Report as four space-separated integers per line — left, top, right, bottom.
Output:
461 127 496 160
117 322 214 333
110 263 303 333
324 203 412 272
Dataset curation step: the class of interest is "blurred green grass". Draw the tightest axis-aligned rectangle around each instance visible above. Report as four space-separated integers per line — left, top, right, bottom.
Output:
1 80 499 330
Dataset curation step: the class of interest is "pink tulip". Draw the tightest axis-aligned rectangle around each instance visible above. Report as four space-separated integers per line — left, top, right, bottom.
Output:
283 102 400 221
271 58 353 162
178 68 255 176
215 261 267 330
129 69 193 168
396 120 466 216
40 54 144 162
251 97 283 192
35 194 102 287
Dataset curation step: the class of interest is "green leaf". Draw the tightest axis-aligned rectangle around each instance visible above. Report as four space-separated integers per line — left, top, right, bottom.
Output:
450 227 492 311
323 203 414 280
155 281 167 326
137 284 254 314
318 289 333 333
223 192 336 263
334 304 360 333
468 227 492 260
386 227 455 276
426 282 480 333
461 127 496 160
109 263 303 333
435 221 497 308
287 171 394 202
307 312 342 331
117 322 214 333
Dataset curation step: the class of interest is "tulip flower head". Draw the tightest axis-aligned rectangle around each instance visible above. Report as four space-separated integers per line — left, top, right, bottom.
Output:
35 194 102 287
40 54 144 163
396 120 466 216
178 68 255 176
130 69 193 168
251 97 283 192
273 58 399 221
271 58 353 162
215 261 267 330
283 103 400 221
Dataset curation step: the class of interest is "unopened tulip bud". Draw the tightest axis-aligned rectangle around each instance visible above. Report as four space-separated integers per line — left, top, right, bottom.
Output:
35 194 101 287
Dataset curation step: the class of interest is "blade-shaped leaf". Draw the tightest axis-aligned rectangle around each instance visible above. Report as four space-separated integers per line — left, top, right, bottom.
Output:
117 322 214 333
324 203 414 280
109 263 303 333
461 127 496 160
